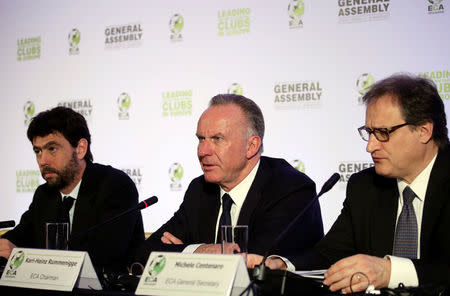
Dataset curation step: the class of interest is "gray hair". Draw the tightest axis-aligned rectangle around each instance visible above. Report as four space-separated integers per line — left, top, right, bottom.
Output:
209 94 265 152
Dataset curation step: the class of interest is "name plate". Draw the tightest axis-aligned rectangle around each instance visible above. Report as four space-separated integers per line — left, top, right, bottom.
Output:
0 248 101 291
135 252 250 296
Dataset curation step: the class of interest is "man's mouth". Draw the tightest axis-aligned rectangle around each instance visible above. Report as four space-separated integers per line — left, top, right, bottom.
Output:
201 163 216 170
371 156 383 163
42 168 58 178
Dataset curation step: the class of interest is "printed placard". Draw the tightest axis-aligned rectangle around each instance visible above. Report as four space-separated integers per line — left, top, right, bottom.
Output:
0 248 101 291
135 252 250 296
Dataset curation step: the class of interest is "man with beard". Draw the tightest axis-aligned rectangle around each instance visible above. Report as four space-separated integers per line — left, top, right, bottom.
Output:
0 106 144 272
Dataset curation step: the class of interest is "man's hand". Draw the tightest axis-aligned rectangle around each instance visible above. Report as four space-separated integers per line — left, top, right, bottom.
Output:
323 254 391 294
194 242 243 254
194 244 222 254
247 254 264 268
0 238 16 259
161 232 183 244
247 254 287 270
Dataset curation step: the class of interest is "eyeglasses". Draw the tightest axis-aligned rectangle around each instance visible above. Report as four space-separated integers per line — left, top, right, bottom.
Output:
357 123 412 142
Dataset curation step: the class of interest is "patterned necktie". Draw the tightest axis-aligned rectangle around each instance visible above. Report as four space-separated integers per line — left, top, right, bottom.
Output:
393 186 418 259
61 196 75 225
216 193 233 243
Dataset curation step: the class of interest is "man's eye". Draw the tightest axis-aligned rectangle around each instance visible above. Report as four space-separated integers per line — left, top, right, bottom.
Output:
375 129 388 135
214 136 222 141
48 146 57 152
33 149 41 155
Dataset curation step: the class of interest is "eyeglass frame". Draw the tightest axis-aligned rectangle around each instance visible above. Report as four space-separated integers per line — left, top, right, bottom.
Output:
357 122 412 142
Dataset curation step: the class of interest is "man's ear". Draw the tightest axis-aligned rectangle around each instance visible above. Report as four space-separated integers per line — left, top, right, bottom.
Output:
76 138 88 160
246 136 261 159
418 121 434 144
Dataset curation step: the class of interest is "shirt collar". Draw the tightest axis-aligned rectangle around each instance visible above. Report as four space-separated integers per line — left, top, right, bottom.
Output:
220 160 260 208
60 178 82 201
397 152 438 201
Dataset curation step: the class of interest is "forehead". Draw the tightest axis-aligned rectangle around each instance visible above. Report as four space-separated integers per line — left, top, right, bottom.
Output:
32 132 69 146
197 104 246 131
365 95 404 127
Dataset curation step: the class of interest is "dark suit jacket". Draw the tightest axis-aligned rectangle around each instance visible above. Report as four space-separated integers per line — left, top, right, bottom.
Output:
2 162 145 272
292 145 450 286
137 156 324 263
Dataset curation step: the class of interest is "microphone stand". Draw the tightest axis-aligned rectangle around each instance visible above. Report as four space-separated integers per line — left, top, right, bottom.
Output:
69 196 157 247
243 173 340 295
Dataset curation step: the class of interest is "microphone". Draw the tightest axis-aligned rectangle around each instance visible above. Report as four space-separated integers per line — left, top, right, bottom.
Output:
317 173 340 197
136 196 158 210
253 173 340 282
0 220 15 229
69 196 158 245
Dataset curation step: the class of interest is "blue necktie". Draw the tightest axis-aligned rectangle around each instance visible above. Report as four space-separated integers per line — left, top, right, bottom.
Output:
216 193 233 243
393 186 418 259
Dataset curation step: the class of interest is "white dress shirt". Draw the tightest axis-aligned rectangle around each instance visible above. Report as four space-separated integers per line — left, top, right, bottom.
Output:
60 179 82 232
183 161 260 253
387 152 437 288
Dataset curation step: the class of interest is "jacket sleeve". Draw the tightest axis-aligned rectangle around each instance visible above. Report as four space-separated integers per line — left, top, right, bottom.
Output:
2 187 46 248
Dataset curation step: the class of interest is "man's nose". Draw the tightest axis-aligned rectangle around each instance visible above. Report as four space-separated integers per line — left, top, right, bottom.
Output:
366 133 380 153
198 140 212 157
37 151 50 167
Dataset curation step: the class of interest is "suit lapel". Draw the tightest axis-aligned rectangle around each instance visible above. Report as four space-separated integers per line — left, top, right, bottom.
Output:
370 176 398 257
198 181 221 243
34 189 61 248
40 189 64 228
420 148 450 258
48 190 64 222
70 163 95 241
237 158 268 226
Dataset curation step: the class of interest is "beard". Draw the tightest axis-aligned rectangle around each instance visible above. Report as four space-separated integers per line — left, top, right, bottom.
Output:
41 152 81 190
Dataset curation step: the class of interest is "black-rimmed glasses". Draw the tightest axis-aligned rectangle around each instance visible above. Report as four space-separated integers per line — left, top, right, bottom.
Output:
357 123 412 142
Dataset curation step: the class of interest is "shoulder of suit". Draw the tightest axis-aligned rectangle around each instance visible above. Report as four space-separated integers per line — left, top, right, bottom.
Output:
31 182 60 205
349 166 376 178
84 162 134 185
348 166 377 183
260 156 313 183
187 174 217 193
436 144 450 165
348 166 397 190
34 182 55 195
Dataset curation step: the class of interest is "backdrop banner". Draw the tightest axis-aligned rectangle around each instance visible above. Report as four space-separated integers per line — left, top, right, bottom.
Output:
1 0 449 233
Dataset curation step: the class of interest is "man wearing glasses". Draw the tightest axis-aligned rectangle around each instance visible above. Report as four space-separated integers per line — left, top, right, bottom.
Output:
317 73 450 293
249 74 450 293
